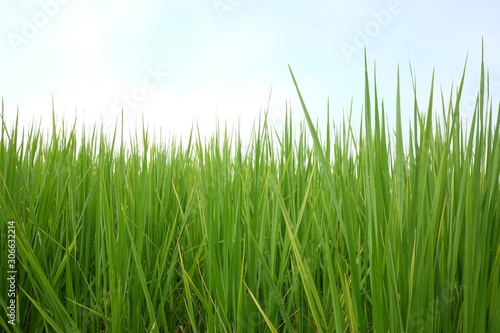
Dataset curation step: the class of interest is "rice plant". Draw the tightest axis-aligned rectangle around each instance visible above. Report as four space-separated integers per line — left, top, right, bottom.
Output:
0 48 499 332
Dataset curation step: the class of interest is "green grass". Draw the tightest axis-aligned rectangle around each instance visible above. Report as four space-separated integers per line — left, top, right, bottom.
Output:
1 49 499 332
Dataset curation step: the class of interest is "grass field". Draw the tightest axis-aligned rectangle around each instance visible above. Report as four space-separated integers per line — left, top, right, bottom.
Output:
1 51 499 332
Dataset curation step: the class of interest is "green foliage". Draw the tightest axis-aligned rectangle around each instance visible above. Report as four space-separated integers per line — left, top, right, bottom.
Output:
0 50 499 332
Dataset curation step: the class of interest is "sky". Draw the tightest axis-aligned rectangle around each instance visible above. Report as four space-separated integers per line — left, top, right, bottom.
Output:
1 0 499 148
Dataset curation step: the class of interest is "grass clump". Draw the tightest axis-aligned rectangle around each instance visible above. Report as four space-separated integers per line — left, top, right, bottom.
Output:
1 50 499 332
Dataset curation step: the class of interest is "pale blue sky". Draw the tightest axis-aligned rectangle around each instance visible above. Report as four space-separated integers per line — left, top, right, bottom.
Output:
1 0 499 145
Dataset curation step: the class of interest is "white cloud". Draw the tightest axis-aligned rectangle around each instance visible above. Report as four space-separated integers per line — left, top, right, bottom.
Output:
61 4 111 61
117 78 297 145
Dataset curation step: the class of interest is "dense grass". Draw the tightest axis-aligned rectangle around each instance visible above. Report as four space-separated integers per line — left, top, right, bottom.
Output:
1 51 499 332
